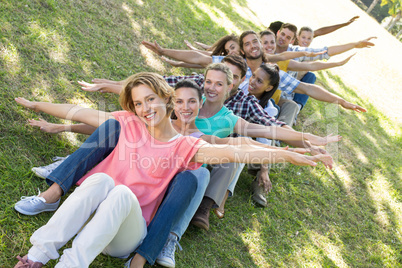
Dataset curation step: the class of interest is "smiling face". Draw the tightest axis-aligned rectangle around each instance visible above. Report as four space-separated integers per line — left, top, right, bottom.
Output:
241 33 263 60
224 40 241 56
204 70 231 103
174 87 201 124
261 34 276 54
248 67 273 99
131 84 168 127
224 62 242 91
276 28 295 48
298 30 313 47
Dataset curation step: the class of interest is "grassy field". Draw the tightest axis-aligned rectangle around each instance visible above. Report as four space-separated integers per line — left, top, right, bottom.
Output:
1 0 401 267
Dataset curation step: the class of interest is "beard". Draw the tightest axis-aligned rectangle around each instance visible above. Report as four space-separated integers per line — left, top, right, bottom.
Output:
245 48 262 60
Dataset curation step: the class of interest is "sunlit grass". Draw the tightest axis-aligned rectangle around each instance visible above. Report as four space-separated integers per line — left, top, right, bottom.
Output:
1 0 402 267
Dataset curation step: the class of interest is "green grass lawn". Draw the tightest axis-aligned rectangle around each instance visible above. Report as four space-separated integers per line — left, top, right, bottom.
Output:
1 0 401 267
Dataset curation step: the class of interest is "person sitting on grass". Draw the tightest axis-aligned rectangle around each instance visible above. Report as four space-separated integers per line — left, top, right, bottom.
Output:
13 72 331 268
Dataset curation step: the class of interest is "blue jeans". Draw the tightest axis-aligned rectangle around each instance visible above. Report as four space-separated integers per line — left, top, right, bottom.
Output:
171 167 210 239
136 167 210 264
47 119 121 194
292 72 316 110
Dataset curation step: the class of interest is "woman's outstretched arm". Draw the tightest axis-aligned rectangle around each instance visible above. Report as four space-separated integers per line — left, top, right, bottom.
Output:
15 97 114 128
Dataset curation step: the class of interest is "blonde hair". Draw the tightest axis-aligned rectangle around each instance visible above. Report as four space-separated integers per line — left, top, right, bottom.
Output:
204 63 233 86
119 72 175 116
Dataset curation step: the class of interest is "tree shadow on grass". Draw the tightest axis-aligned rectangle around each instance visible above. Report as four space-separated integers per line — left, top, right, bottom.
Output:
0 0 268 266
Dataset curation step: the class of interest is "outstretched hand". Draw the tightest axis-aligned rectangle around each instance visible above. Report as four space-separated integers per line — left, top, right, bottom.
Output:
355 37 376 48
15 97 39 112
341 100 367 112
338 53 356 66
347 16 359 25
27 118 63 133
184 40 198 51
78 81 121 94
141 40 164 55
309 146 333 169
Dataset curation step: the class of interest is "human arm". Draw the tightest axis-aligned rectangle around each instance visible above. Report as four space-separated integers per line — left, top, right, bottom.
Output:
192 143 332 167
233 118 341 146
266 50 326 63
78 80 123 94
27 118 97 135
195 41 212 50
314 16 359 37
287 54 355 71
141 40 213 67
293 82 367 112
15 97 114 128
161 56 205 69
327 36 376 56
184 40 212 55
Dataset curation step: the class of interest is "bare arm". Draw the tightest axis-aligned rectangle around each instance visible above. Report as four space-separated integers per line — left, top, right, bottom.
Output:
267 50 326 62
141 41 212 67
287 54 355 71
184 40 212 55
78 80 123 94
15 97 114 128
314 16 359 37
327 37 376 56
161 56 205 69
293 82 367 112
233 118 341 146
192 143 332 167
195 41 212 50
27 118 96 135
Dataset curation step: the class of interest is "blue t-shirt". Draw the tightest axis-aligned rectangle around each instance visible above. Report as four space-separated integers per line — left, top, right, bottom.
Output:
195 99 239 138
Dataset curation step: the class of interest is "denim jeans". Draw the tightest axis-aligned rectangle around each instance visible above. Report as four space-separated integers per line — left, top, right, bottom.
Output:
171 167 210 239
136 167 210 265
292 71 317 110
47 119 121 195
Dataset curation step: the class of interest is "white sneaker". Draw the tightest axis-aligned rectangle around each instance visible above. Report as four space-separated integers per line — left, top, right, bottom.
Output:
31 156 69 179
14 190 60 215
156 233 182 268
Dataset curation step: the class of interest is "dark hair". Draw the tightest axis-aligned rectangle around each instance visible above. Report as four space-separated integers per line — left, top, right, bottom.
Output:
174 79 203 101
239 30 270 63
257 63 280 109
260 29 275 38
208 34 239 56
221 54 247 79
239 30 257 54
268 21 284 35
279 23 298 39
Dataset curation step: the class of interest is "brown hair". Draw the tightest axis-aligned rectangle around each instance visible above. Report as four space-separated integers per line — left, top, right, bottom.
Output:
221 54 247 78
209 34 239 56
120 72 175 116
279 23 298 39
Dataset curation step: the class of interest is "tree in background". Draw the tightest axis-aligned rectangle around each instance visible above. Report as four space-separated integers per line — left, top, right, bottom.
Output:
381 0 402 31
367 0 381 14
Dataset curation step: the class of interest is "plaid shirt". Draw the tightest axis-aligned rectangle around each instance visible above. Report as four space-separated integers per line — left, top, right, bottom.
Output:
240 66 300 101
163 74 285 127
164 74 205 88
224 90 285 127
